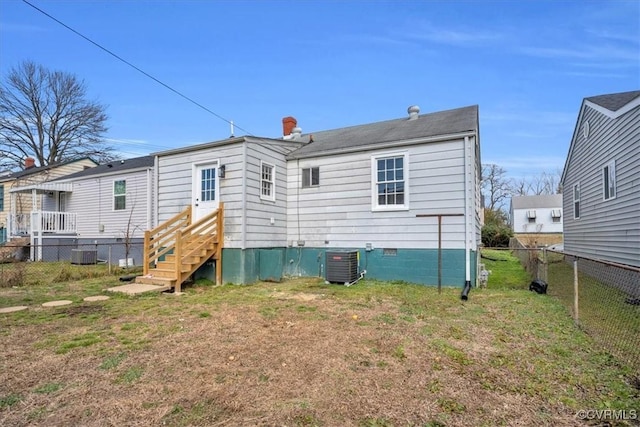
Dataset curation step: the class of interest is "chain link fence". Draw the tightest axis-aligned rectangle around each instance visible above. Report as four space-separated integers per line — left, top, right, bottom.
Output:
0 241 144 287
510 240 640 374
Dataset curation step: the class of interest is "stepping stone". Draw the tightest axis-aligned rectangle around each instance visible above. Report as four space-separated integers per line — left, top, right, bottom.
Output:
0 306 28 314
84 295 110 302
42 300 73 307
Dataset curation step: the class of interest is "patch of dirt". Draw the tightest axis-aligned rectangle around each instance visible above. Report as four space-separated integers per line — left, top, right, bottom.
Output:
270 291 323 301
60 304 105 316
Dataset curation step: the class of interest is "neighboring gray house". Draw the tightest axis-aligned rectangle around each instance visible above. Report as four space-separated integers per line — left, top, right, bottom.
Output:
10 156 154 264
510 194 563 234
149 105 482 288
561 90 640 267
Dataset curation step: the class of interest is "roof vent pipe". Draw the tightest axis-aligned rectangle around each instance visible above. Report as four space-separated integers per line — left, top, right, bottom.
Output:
407 105 420 120
292 126 302 139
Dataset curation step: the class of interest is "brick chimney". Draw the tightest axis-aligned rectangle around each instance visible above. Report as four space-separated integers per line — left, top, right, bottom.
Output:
282 116 297 136
24 157 36 169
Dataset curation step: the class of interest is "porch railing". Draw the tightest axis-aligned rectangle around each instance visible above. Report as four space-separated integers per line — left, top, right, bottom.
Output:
8 211 78 236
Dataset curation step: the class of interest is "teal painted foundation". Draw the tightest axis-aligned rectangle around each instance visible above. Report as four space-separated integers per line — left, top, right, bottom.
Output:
221 247 477 287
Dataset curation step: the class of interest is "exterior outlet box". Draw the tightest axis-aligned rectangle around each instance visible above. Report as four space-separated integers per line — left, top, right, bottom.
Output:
326 251 358 284
297 240 305 247
365 243 373 252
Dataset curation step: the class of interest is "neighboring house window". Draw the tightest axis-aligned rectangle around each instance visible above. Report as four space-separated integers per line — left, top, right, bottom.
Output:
302 167 319 188
372 153 408 210
0 184 3 211
114 180 126 210
573 183 580 219
551 209 562 223
260 161 275 201
526 210 536 223
603 160 616 200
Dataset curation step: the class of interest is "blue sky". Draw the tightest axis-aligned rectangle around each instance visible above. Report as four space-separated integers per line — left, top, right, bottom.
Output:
1 0 639 179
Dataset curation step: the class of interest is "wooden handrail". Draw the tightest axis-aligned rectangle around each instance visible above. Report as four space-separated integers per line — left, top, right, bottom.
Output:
143 203 224 288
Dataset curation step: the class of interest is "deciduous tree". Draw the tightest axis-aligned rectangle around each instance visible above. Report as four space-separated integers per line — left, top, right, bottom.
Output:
0 61 112 170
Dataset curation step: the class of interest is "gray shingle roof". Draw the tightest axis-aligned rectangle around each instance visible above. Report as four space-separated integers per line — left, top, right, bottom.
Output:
511 194 562 209
53 155 154 181
287 105 478 159
586 90 640 112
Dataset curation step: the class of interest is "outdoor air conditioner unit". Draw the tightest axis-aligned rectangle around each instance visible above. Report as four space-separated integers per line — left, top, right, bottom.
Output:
326 251 358 284
71 249 97 265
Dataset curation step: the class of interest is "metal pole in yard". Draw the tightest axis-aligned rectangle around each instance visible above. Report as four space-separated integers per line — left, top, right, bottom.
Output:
108 245 112 275
573 258 579 323
542 246 547 283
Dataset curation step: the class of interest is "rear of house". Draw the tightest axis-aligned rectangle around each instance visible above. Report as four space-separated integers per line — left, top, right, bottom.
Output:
285 105 482 287
153 137 304 284
561 90 640 267
147 104 482 288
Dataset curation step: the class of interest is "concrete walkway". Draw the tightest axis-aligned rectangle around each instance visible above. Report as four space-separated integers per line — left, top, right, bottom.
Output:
106 283 172 295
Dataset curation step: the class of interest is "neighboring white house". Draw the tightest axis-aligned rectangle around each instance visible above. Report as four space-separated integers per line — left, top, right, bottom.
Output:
560 90 640 268
152 104 482 287
2 157 98 243
9 156 154 264
510 194 563 234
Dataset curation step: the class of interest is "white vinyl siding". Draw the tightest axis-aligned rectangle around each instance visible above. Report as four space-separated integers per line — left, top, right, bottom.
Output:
603 160 616 200
157 143 245 248
60 169 151 238
562 102 640 267
287 140 476 250
245 141 297 248
114 180 126 210
157 139 300 249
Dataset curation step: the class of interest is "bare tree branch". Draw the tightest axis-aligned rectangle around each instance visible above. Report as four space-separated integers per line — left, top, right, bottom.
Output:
0 61 113 170
481 164 511 211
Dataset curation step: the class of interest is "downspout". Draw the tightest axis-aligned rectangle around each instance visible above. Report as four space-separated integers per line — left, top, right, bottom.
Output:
241 139 247 282
461 135 472 300
153 156 159 228
146 167 152 230
241 140 247 250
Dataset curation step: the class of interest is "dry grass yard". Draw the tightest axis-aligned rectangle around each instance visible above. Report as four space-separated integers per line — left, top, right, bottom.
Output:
1 271 638 426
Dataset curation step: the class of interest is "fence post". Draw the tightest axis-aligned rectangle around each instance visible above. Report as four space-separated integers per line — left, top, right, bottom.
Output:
573 258 579 324
542 246 548 283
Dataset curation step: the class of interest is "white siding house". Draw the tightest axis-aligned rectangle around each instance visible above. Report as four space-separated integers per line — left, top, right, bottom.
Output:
510 195 563 234
9 156 154 264
154 137 304 283
151 105 482 287
561 90 640 267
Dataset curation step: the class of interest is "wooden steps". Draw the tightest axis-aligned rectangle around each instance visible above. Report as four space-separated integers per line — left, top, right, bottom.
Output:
135 204 224 293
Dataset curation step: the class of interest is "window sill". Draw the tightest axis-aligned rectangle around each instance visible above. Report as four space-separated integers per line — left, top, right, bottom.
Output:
371 206 410 212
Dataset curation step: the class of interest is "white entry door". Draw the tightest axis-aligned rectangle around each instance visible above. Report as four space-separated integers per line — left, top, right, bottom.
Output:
193 162 219 221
